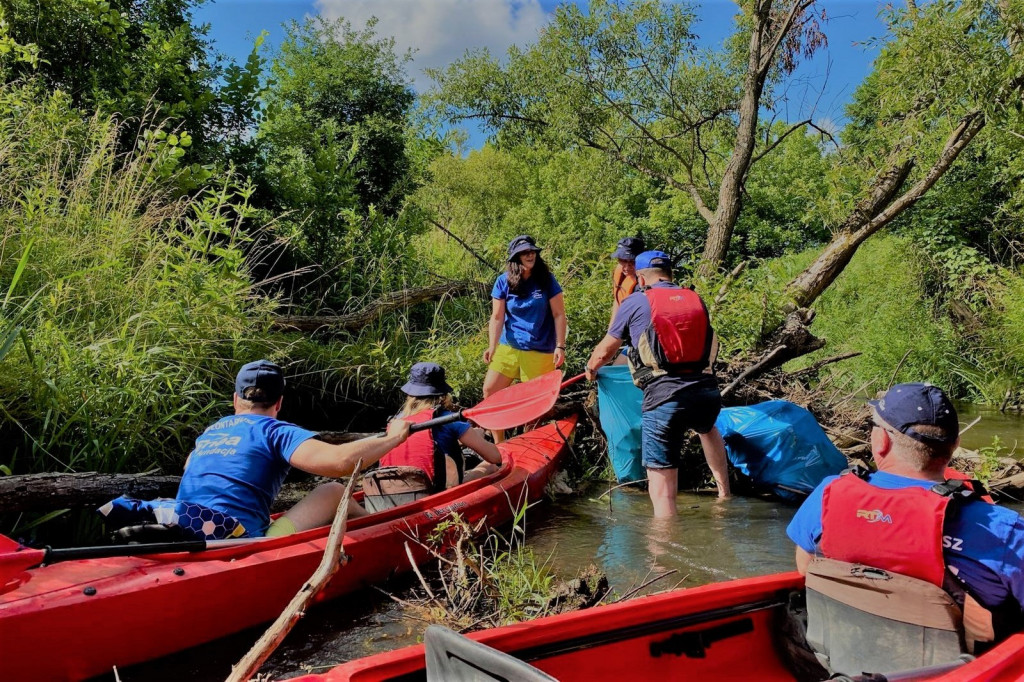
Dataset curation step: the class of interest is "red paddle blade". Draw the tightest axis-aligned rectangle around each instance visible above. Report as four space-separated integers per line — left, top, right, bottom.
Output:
463 370 564 430
0 535 45 583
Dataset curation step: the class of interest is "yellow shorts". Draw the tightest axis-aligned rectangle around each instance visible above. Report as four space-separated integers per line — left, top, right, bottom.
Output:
488 344 556 381
265 516 296 537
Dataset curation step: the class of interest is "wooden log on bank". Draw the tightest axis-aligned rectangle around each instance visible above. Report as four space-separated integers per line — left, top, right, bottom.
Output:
0 433 374 513
271 280 490 334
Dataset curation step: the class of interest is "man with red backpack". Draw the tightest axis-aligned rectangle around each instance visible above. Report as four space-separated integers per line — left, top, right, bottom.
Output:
585 250 731 516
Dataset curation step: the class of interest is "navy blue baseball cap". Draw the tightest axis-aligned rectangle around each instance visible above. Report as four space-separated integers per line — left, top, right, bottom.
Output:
507 234 542 261
235 360 285 402
401 362 453 397
612 236 645 260
635 250 672 271
868 383 959 444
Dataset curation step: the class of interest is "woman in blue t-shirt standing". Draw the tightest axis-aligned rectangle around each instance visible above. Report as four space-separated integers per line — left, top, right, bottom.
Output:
483 235 567 440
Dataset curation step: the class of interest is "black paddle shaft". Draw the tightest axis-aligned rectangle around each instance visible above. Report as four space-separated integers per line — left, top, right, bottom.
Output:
408 410 464 433
42 540 208 564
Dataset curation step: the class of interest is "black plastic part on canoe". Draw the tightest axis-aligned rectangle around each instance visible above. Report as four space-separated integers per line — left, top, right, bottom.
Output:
424 626 557 682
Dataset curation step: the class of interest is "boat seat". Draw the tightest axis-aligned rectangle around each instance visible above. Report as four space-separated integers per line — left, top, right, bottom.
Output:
361 466 433 513
805 557 967 677
424 625 558 682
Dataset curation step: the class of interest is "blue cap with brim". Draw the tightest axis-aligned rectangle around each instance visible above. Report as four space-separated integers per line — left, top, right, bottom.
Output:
401 362 454 397
635 250 672 271
235 360 285 403
868 383 959 444
612 236 645 260
507 234 542 261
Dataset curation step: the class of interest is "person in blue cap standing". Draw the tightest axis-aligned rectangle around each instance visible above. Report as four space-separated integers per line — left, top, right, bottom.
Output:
484 234 567 441
787 383 1024 672
585 250 730 516
176 360 412 537
379 362 503 487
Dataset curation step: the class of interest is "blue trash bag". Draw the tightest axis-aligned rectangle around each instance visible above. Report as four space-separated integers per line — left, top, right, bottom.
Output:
714 400 847 501
596 365 644 483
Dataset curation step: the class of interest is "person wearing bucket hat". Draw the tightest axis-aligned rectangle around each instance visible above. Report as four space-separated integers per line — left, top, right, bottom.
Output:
483 235 567 441
175 360 413 538
609 236 646 365
610 236 645 314
787 382 1024 666
379 362 503 487
585 249 730 516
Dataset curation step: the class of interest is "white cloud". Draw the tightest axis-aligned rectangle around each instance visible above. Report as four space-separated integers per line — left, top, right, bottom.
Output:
315 0 550 91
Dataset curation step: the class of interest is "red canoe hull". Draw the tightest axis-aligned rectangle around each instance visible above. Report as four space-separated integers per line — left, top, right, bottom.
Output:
307 571 1024 682
0 418 576 682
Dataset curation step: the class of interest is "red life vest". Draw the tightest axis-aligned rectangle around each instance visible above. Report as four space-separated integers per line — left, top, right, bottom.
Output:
379 408 447 490
626 285 713 389
612 263 638 305
820 472 950 586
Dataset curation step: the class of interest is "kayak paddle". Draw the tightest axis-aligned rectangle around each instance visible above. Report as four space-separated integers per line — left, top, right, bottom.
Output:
411 369 566 432
0 533 268 577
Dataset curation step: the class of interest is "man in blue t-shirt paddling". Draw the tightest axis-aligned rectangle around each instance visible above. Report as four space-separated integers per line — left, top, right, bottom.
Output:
585 250 731 517
787 383 1024 655
176 360 412 537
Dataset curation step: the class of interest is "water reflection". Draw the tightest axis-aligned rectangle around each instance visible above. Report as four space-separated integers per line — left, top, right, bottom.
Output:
528 485 798 598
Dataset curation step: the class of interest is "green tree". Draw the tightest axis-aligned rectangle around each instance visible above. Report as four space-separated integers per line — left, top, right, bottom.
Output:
250 16 418 305
0 0 252 160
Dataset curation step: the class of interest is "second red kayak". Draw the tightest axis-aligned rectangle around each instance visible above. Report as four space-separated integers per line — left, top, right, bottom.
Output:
301 570 1024 682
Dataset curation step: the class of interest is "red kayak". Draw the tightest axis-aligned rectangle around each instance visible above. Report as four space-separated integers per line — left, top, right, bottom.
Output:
303 571 1024 682
0 417 576 682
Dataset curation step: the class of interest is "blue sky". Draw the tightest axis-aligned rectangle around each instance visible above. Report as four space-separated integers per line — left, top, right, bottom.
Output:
194 0 891 140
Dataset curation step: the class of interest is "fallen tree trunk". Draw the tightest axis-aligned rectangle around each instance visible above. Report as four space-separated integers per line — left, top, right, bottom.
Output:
0 472 181 513
0 433 374 513
271 280 490 334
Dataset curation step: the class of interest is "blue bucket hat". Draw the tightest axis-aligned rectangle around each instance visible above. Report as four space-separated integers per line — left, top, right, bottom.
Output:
635 250 672 271
401 362 453 397
235 360 285 402
507 234 542 261
868 383 959 444
612 236 645 260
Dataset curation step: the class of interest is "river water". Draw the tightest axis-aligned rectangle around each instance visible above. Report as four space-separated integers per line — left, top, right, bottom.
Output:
103 402 1024 681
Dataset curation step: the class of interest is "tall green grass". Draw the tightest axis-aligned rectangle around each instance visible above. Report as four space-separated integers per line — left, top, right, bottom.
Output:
0 81 280 476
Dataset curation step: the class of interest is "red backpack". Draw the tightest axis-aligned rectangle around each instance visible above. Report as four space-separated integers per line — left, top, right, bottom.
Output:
626 286 713 389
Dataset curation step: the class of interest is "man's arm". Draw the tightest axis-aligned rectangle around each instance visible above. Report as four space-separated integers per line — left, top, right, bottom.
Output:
795 546 813 575
586 334 623 381
289 419 412 477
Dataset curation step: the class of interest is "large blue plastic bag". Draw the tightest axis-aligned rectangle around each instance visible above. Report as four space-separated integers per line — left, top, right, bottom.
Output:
714 400 847 501
596 365 644 483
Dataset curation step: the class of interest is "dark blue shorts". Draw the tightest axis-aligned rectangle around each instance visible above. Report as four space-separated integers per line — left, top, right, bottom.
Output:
641 383 722 469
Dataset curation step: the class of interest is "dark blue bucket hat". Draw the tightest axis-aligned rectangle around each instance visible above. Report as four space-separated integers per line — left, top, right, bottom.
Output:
868 383 959 444
235 360 285 402
612 236 645 260
401 362 453 397
507 234 542 261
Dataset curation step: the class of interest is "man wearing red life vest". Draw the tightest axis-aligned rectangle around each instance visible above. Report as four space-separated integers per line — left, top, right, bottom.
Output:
788 383 1024 647
585 250 731 517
